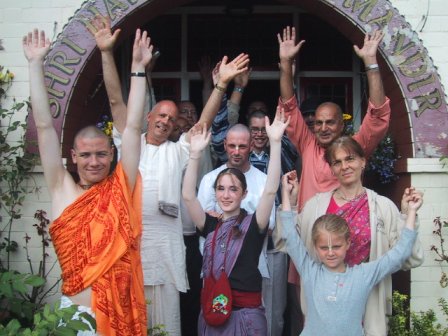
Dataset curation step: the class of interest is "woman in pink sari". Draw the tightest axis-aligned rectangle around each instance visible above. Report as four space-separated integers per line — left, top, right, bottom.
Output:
291 136 424 336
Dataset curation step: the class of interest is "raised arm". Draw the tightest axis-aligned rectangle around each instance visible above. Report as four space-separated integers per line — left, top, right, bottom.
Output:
23 29 70 195
280 171 299 211
230 67 250 107
353 30 386 107
120 29 153 189
182 123 211 231
256 108 290 230
278 26 305 102
187 53 250 142
91 15 127 132
403 188 423 231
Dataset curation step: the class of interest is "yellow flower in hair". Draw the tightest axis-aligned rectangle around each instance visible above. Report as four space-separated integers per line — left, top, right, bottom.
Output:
343 113 352 121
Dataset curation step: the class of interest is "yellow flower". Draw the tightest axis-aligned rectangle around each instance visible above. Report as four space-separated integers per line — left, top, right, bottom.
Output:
343 113 352 121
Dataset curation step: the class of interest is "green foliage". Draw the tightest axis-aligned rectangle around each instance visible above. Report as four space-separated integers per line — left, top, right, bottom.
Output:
0 65 37 271
148 324 168 336
441 156 448 168
388 291 448 336
0 65 61 329
431 217 448 288
0 302 95 335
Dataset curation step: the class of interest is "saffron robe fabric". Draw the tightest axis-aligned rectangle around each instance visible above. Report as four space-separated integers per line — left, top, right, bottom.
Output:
50 163 147 336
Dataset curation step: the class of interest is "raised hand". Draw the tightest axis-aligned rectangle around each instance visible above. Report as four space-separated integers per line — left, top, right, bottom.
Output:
353 30 384 63
234 67 251 89
211 61 221 86
23 29 51 63
218 53 250 85
91 15 120 52
132 29 153 69
265 106 290 143
401 187 423 214
282 170 299 207
278 26 305 62
282 170 297 193
188 122 211 155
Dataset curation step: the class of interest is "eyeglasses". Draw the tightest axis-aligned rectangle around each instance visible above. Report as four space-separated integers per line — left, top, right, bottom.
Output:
250 127 267 135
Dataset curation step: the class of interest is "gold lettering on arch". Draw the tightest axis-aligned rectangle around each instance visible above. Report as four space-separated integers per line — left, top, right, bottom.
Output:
75 5 102 35
343 0 377 22
413 88 442 117
61 37 87 55
367 9 393 27
408 73 435 92
44 71 69 99
48 51 80 75
104 0 129 21
49 98 61 119
398 51 427 78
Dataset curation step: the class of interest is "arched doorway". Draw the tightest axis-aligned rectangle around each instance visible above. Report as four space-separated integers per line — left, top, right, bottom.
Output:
26 0 448 310
28 0 447 165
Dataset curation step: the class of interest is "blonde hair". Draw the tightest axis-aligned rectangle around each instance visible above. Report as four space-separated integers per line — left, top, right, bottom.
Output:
311 214 350 244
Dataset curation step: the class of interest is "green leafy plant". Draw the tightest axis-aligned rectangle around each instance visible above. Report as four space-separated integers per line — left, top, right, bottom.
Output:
146 299 168 336
0 65 62 328
0 302 95 335
388 291 448 336
431 216 448 288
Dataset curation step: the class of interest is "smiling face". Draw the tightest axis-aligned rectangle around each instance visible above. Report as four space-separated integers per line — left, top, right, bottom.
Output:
249 116 268 153
71 136 114 186
314 103 344 148
314 230 350 273
215 172 247 218
146 100 178 145
178 101 198 125
329 147 366 187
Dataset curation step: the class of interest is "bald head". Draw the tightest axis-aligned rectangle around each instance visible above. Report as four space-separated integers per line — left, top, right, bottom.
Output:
146 100 178 146
73 125 111 150
224 124 251 172
314 102 345 148
227 123 251 139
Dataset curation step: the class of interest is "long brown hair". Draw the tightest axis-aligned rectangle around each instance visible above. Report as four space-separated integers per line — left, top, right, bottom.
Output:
213 167 247 192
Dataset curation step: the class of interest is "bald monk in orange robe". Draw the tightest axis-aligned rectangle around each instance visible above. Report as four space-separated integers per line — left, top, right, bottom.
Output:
23 26 153 335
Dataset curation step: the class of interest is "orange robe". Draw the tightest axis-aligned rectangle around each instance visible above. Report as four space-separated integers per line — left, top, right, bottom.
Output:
50 162 147 335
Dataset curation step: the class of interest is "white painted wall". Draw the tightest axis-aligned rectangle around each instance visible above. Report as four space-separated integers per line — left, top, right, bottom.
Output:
408 159 448 324
1 0 447 322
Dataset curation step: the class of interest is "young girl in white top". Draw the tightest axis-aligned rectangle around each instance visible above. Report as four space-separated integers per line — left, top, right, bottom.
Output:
279 171 423 336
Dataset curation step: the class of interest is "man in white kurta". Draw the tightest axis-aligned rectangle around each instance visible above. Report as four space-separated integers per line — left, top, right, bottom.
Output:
97 22 250 332
114 129 189 335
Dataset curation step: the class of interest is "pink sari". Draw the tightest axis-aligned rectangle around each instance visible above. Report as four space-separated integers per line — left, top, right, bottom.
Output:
326 191 370 266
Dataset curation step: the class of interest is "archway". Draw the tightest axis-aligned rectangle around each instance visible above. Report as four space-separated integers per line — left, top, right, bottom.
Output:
26 0 447 167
